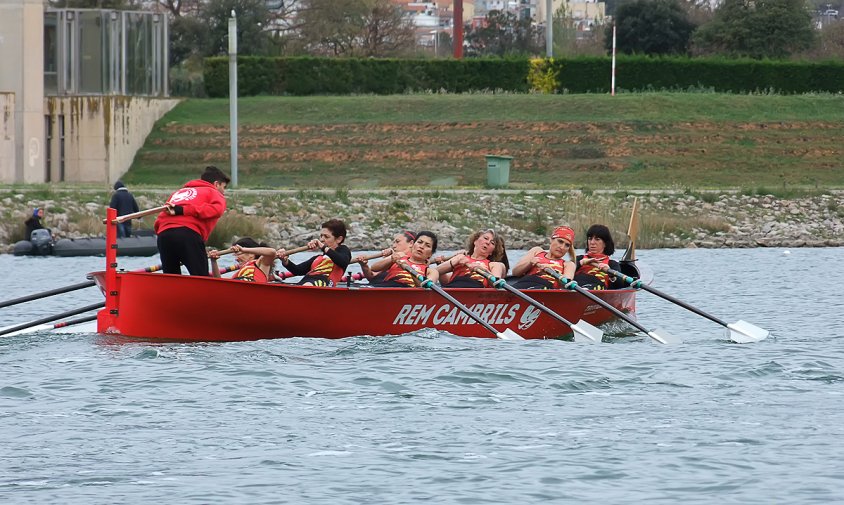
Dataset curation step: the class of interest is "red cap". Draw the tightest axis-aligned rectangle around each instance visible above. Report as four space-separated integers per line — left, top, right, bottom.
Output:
551 226 575 246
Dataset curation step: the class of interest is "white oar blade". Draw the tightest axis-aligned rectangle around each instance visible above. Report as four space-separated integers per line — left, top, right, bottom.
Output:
726 320 769 343
496 328 524 341
647 328 682 345
571 320 603 343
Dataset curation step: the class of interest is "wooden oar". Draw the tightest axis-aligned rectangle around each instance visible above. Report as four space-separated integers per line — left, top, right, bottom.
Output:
621 197 639 263
103 205 169 224
0 314 97 338
544 268 680 345
397 262 523 341
472 268 603 343
607 267 769 343
0 302 105 338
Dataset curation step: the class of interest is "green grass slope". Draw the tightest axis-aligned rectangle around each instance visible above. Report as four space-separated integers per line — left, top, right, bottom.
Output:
124 93 844 190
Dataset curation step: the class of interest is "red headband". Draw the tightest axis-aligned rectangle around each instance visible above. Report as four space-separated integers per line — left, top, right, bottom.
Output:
551 226 575 246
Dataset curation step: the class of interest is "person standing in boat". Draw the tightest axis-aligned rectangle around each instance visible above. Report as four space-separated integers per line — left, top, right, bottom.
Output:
436 229 508 288
109 180 140 238
510 226 576 289
369 231 440 287
277 219 351 287
573 224 623 290
24 208 46 240
209 237 277 282
355 230 416 283
154 165 230 276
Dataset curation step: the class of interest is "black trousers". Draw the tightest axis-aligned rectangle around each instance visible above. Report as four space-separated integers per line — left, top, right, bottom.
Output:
157 227 209 276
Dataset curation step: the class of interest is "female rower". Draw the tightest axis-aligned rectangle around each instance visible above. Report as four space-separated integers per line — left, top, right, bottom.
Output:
356 230 416 283
277 219 352 286
510 226 576 289
370 231 440 287
573 224 623 290
209 237 277 282
436 229 508 288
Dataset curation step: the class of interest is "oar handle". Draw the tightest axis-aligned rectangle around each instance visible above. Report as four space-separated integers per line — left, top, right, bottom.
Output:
430 250 465 265
352 250 392 264
104 205 169 224
279 245 311 256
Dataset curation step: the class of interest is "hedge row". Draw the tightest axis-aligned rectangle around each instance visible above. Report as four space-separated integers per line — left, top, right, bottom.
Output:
202 56 844 97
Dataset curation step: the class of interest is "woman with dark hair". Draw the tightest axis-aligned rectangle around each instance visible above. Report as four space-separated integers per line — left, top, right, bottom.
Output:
511 226 577 289
356 230 416 283
277 219 352 287
436 228 508 288
370 231 440 288
573 224 622 290
209 237 277 282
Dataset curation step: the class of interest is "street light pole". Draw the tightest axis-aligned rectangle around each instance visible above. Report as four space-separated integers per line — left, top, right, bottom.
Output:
228 10 238 187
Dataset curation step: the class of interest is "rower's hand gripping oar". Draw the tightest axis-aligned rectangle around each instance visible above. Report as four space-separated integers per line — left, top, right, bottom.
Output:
396 262 523 341
544 268 681 345
472 267 603 343
607 268 769 343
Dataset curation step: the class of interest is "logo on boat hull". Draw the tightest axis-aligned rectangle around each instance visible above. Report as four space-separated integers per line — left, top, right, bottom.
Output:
518 306 541 330
392 303 525 327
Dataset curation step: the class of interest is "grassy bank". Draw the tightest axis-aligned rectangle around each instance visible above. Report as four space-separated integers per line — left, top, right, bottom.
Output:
125 92 844 190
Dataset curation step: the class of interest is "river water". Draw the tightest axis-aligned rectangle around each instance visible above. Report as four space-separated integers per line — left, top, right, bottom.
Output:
1 248 842 504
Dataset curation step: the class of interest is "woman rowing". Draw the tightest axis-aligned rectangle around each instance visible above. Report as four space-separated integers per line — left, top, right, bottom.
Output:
209 237 277 282
573 224 623 290
436 228 508 288
277 219 351 287
355 230 416 283
510 226 576 289
369 231 440 287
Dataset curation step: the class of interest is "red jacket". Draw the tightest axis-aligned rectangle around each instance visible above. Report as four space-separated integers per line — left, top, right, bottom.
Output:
154 179 226 241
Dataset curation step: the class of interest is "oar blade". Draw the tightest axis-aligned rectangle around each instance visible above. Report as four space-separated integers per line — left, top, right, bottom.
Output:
647 328 682 345
726 320 769 344
496 328 524 341
571 320 603 343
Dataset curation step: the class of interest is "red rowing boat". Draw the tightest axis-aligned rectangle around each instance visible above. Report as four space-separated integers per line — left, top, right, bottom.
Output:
91 208 640 341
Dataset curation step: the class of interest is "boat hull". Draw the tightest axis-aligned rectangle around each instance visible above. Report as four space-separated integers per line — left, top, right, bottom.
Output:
91 271 636 341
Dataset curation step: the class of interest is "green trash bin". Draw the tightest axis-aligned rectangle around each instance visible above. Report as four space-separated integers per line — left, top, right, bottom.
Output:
485 155 512 188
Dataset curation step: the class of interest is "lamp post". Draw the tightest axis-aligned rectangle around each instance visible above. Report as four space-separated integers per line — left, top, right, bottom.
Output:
228 9 238 187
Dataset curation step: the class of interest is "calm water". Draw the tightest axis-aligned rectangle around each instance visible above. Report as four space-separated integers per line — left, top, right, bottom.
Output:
1 248 842 504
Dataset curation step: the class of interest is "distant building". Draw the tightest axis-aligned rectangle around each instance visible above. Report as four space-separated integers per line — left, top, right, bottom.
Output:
0 1 177 184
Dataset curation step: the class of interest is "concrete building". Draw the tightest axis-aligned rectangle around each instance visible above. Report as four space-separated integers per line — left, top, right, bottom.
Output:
0 0 179 185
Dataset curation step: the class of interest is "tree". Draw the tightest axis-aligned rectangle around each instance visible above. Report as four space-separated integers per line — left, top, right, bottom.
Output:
605 0 696 55
200 0 274 56
297 0 415 57
692 0 816 59
465 10 544 57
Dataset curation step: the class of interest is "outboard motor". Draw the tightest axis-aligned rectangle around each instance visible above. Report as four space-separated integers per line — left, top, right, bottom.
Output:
29 228 54 256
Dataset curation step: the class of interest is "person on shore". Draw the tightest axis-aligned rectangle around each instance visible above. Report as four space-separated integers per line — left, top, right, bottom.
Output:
574 224 623 290
370 231 440 287
277 219 351 286
510 226 576 289
24 208 46 240
356 230 416 283
109 180 140 238
154 165 230 276
209 237 277 283
436 229 508 288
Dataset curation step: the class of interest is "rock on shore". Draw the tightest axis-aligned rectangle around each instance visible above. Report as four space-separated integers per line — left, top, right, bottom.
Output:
2 190 843 251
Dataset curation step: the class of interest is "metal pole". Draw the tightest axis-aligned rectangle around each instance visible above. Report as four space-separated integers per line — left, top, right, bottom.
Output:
611 23 616 96
228 11 238 187
546 0 553 57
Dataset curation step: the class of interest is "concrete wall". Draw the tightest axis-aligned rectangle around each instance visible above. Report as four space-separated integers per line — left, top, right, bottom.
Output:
0 0 45 183
0 93 15 181
45 96 180 184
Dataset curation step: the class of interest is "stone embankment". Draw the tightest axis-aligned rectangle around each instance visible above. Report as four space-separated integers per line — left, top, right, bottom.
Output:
2 190 842 251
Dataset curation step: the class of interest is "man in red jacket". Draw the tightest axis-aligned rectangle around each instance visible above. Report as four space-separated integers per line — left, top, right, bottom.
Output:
155 166 230 275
